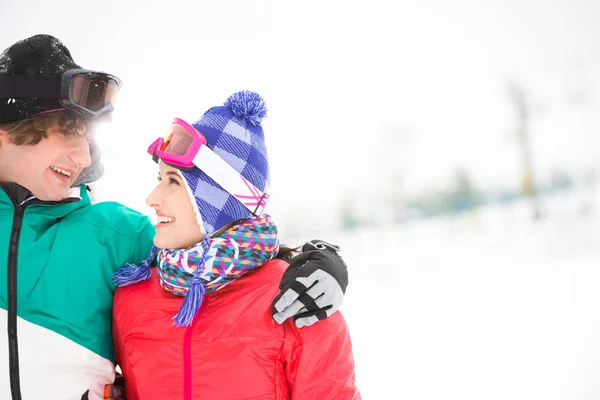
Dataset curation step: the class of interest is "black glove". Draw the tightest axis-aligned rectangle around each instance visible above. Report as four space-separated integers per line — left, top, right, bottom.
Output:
272 239 348 328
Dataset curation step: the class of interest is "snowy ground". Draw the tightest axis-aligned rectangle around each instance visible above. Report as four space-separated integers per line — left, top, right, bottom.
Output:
328 190 600 399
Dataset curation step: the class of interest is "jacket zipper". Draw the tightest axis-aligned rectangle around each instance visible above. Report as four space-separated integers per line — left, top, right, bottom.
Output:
8 204 24 400
183 302 207 400
6 195 70 400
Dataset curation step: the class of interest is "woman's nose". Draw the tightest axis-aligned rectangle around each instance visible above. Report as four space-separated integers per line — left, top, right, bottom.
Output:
146 184 163 208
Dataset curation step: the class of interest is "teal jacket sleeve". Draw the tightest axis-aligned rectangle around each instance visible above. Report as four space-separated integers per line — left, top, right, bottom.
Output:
128 215 155 266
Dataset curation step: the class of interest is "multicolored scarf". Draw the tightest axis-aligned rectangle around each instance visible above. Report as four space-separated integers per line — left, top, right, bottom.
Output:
113 214 279 327
158 214 279 296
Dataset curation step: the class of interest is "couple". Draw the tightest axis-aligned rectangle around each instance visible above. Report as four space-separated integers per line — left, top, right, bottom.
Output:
0 34 360 399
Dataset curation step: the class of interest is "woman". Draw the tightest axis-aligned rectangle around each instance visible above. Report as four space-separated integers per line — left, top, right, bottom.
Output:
112 91 360 399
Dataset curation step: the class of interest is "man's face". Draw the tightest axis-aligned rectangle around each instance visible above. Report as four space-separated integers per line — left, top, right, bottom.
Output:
0 127 92 201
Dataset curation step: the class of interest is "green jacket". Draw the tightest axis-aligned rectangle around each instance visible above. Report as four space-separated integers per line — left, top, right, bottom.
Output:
0 183 154 400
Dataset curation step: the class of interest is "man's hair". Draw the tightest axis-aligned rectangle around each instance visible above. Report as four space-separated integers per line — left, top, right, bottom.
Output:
0 111 90 145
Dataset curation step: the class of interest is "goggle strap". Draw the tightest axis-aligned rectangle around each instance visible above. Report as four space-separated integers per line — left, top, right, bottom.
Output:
0 75 61 99
193 146 269 215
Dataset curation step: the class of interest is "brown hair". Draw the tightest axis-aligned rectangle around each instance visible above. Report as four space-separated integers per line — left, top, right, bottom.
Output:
0 111 90 145
273 244 299 263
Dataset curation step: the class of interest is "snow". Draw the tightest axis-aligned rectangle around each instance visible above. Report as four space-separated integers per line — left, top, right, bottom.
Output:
334 191 600 399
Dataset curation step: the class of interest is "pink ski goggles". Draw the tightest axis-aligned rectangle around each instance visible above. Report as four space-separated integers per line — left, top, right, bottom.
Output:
148 118 269 215
148 118 206 169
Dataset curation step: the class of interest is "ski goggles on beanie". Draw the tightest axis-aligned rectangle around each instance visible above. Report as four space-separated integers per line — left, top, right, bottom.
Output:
0 69 121 118
148 117 270 215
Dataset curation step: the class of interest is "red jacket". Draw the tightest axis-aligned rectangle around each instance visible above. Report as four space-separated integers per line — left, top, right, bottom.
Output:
113 259 360 400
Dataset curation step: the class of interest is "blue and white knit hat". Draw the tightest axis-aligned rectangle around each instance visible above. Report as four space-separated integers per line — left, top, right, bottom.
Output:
182 90 270 237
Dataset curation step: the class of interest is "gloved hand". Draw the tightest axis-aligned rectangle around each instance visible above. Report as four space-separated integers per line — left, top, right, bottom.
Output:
272 239 348 328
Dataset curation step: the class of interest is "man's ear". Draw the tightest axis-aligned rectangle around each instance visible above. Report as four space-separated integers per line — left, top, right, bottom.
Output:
0 129 11 145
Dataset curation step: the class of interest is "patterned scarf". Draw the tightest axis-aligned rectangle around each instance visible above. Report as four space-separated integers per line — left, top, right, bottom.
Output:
157 214 279 297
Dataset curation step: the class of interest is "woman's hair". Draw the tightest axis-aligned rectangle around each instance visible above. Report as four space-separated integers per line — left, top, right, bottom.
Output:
274 244 299 263
0 111 90 145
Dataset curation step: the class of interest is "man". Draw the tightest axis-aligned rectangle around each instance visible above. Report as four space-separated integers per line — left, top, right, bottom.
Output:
0 34 350 400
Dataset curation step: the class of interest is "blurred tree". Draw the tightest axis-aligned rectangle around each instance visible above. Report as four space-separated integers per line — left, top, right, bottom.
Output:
339 199 363 231
445 168 483 214
548 169 574 192
506 79 542 220
377 125 413 223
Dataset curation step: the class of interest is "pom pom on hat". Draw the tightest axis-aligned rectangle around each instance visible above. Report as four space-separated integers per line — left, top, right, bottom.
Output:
223 90 267 127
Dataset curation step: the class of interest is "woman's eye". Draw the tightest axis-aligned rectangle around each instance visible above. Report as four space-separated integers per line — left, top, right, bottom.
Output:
169 177 180 185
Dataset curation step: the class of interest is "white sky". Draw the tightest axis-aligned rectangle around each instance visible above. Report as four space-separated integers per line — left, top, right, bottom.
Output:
2 0 600 231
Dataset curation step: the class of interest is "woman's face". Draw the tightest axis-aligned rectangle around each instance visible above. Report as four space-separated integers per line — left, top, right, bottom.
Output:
146 162 204 249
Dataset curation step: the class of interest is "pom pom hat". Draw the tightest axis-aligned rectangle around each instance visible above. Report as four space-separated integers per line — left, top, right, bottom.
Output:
114 90 272 327
181 90 270 236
